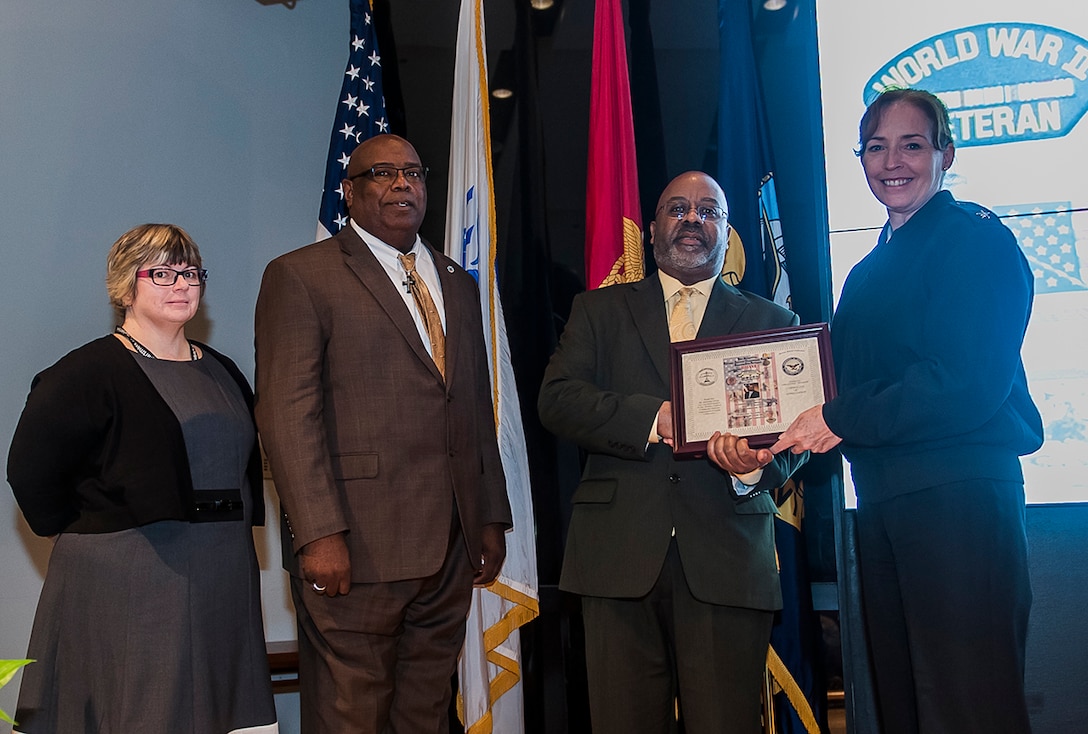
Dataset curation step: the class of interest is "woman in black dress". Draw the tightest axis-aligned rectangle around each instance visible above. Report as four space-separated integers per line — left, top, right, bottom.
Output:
8 223 278 733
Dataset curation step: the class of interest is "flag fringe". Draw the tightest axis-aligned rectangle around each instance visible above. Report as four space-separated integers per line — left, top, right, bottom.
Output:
766 644 821 734
598 216 645 287
481 598 540 652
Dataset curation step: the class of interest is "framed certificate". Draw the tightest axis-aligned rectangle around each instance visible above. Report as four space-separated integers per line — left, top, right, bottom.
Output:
669 323 836 457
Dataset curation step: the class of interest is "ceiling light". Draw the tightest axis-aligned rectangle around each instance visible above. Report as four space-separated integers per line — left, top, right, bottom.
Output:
530 0 554 9
492 87 514 100
763 0 787 10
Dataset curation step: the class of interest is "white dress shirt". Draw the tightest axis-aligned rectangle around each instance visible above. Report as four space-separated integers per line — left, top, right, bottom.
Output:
651 271 763 492
350 219 446 358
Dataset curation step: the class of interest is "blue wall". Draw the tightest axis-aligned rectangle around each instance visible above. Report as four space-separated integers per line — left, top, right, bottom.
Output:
0 1 347 725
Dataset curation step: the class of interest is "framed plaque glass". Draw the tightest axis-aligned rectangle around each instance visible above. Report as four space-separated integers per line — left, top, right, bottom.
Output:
669 323 836 457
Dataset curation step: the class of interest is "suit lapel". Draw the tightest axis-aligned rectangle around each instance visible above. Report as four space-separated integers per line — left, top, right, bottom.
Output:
433 247 463 386
700 276 750 338
337 228 444 383
628 275 752 386
626 273 672 386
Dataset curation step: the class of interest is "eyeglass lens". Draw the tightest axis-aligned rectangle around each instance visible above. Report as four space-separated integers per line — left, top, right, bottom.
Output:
665 203 722 222
144 268 206 286
365 166 428 182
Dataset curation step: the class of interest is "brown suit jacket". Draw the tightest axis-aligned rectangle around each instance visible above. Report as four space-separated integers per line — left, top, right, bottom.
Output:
254 226 511 583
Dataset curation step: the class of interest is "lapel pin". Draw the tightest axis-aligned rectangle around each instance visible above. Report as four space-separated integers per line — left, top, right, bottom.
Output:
447 265 455 273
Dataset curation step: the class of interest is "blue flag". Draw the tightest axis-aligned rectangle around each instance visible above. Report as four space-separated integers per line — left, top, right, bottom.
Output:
759 174 792 308
316 0 388 240
718 2 820 732
767 479 826 734
717 0 790 309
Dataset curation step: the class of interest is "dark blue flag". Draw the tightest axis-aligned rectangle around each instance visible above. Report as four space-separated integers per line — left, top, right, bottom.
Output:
717 0 790 308
718 2 821 732
768 479 826 734
317 0 388 240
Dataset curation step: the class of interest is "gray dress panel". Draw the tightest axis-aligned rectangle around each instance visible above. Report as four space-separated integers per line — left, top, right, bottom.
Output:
14 353 277 734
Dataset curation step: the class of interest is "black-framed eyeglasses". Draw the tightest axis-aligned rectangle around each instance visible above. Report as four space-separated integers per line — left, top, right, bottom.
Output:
351 165 429 184
136 267 209 287
658 202 725 222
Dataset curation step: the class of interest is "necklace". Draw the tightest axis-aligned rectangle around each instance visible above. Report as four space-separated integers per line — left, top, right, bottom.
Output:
115 326 198 361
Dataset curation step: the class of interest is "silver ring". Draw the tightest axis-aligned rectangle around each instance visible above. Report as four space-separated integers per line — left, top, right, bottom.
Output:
312 582 327 593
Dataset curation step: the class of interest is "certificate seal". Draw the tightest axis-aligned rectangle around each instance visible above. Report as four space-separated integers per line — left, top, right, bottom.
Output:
696 368 717 386
782 357 804 376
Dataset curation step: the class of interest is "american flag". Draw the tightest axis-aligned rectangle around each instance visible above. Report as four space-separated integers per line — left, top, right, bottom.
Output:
992 202 1086 295
317 0 389 240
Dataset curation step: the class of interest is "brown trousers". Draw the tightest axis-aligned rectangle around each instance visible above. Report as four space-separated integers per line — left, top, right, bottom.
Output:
291 525 474 734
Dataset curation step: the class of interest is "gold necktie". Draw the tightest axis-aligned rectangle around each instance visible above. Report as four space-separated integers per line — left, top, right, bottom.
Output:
398 252 446 378
669 287 697 342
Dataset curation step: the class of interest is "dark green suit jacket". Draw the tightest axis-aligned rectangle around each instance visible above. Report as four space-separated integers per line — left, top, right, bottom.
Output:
538 273 805 610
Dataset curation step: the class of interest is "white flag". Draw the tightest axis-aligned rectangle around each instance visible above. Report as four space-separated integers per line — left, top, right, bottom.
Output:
445 1 540 733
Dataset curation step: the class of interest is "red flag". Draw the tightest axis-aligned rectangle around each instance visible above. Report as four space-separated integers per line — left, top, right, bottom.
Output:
585 0 643 289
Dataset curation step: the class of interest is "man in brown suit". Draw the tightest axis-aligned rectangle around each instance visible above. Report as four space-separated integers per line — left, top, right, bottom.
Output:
255 134 511 733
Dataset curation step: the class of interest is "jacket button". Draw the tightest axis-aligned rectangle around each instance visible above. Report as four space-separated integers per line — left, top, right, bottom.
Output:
669 473 680 484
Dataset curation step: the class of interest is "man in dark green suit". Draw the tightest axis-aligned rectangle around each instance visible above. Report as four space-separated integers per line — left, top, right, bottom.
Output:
538 171 806 734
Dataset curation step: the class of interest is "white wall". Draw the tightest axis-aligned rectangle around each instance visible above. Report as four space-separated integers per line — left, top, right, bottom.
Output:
0 0 348 727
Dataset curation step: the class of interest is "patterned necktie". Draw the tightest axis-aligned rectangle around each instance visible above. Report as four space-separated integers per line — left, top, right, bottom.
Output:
398 252 446 379
669 287 697 342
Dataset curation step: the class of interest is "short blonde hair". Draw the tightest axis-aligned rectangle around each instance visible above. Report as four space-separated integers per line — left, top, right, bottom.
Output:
106 224 203 320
